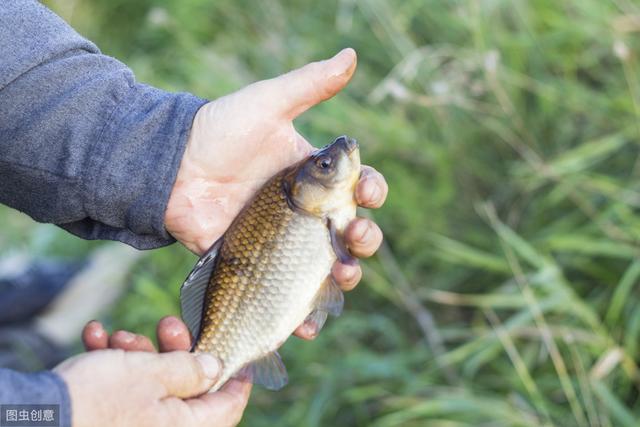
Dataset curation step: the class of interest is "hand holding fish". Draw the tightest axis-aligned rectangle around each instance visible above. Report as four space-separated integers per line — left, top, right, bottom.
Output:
165 49 387 342
54 50 386 427
54 317 250 427
55 348 249 427
81 317 193 353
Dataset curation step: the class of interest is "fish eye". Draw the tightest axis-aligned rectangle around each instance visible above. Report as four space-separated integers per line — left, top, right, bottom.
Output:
316 156 332 170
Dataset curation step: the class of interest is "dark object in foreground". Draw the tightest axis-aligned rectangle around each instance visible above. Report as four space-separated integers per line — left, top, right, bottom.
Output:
181 135 361 391
0 260 84 325
0 259 84 370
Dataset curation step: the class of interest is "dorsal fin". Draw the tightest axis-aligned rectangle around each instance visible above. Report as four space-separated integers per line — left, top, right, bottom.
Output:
180 239 223 346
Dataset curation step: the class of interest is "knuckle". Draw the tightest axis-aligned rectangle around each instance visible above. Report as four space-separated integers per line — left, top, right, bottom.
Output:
122 349 148 371
335 263 361 289
357 172 387 207
348 219 379 249
196 241 209 256
306 62 333 100
169 351 198 373
185 354 207 385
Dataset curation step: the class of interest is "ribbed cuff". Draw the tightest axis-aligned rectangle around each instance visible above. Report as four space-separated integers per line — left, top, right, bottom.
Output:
0 369 72 427
77 81 207 249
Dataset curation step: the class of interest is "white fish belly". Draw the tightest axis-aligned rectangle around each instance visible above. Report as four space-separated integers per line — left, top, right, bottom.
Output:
210 213 335 390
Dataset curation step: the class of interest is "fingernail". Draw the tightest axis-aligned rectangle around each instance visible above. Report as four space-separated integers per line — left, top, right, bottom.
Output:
164 321 182 337
196 354 222 380
331 48 355 72
91 328 105 339
116 331 135 343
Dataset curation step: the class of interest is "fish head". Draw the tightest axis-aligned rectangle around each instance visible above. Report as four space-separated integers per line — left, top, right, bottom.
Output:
284 135 360 222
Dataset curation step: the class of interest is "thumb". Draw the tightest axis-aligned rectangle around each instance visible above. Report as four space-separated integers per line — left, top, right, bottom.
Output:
144 351 222 398
260 48 357 120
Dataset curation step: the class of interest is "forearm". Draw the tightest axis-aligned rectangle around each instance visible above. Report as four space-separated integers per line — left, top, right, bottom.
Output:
0 0 206 249
0 369 71 427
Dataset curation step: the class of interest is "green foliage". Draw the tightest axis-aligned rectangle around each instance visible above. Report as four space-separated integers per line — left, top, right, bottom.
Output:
6 0 640 424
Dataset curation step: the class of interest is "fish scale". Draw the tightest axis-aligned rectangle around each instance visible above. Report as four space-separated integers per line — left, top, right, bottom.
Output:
195 174 335 390
180 135 360 391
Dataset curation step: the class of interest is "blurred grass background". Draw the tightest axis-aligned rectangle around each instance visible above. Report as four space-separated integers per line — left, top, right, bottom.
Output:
2 0 640 425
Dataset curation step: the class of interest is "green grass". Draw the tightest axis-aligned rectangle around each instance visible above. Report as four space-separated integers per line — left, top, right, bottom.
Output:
5 0 640 425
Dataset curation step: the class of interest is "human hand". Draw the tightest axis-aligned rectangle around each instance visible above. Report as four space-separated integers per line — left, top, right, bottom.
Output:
165 48 388 340
58 317 250 427
81 316 193 353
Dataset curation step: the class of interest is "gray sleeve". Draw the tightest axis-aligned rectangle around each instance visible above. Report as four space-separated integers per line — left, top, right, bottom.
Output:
0 369 72 427
0 0 208 249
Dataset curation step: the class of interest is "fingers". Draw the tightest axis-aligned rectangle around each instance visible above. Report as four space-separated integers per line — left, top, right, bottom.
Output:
157 316 193 352
185 379 253 427
294 322 318 340
82 317 191 353
356 166 388 208
109 330 156 352
305 165 387 328
147 352 222 398
345 218 383 258
330 218 381 291
82 321 163 354
331 261 362 291
264 48 357 120
82 321 108 351
341 166 385 291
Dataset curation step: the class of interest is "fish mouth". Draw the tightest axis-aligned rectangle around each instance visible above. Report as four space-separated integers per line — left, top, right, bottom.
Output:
334 135 359 154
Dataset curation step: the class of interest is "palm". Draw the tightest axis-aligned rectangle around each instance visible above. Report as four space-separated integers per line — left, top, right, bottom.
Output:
207 124 311 220
169 90 314 253
164 49 358 254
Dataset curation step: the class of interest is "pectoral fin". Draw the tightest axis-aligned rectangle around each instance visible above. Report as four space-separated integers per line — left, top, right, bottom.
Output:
303 310 329 335
302 278 344 336
329 219 357 266
312 276 344 317
239 351 288 391
180 239 222 347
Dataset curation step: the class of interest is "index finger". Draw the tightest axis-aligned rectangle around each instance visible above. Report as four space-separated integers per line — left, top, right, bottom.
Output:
182 379 253 427
356 165 388 208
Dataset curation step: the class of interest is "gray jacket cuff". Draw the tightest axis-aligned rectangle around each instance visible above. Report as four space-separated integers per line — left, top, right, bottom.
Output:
60 85 207 249
0 0 209 250
0 369 72 427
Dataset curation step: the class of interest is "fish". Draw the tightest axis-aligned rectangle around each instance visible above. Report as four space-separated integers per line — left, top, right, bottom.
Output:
180 135 361 391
